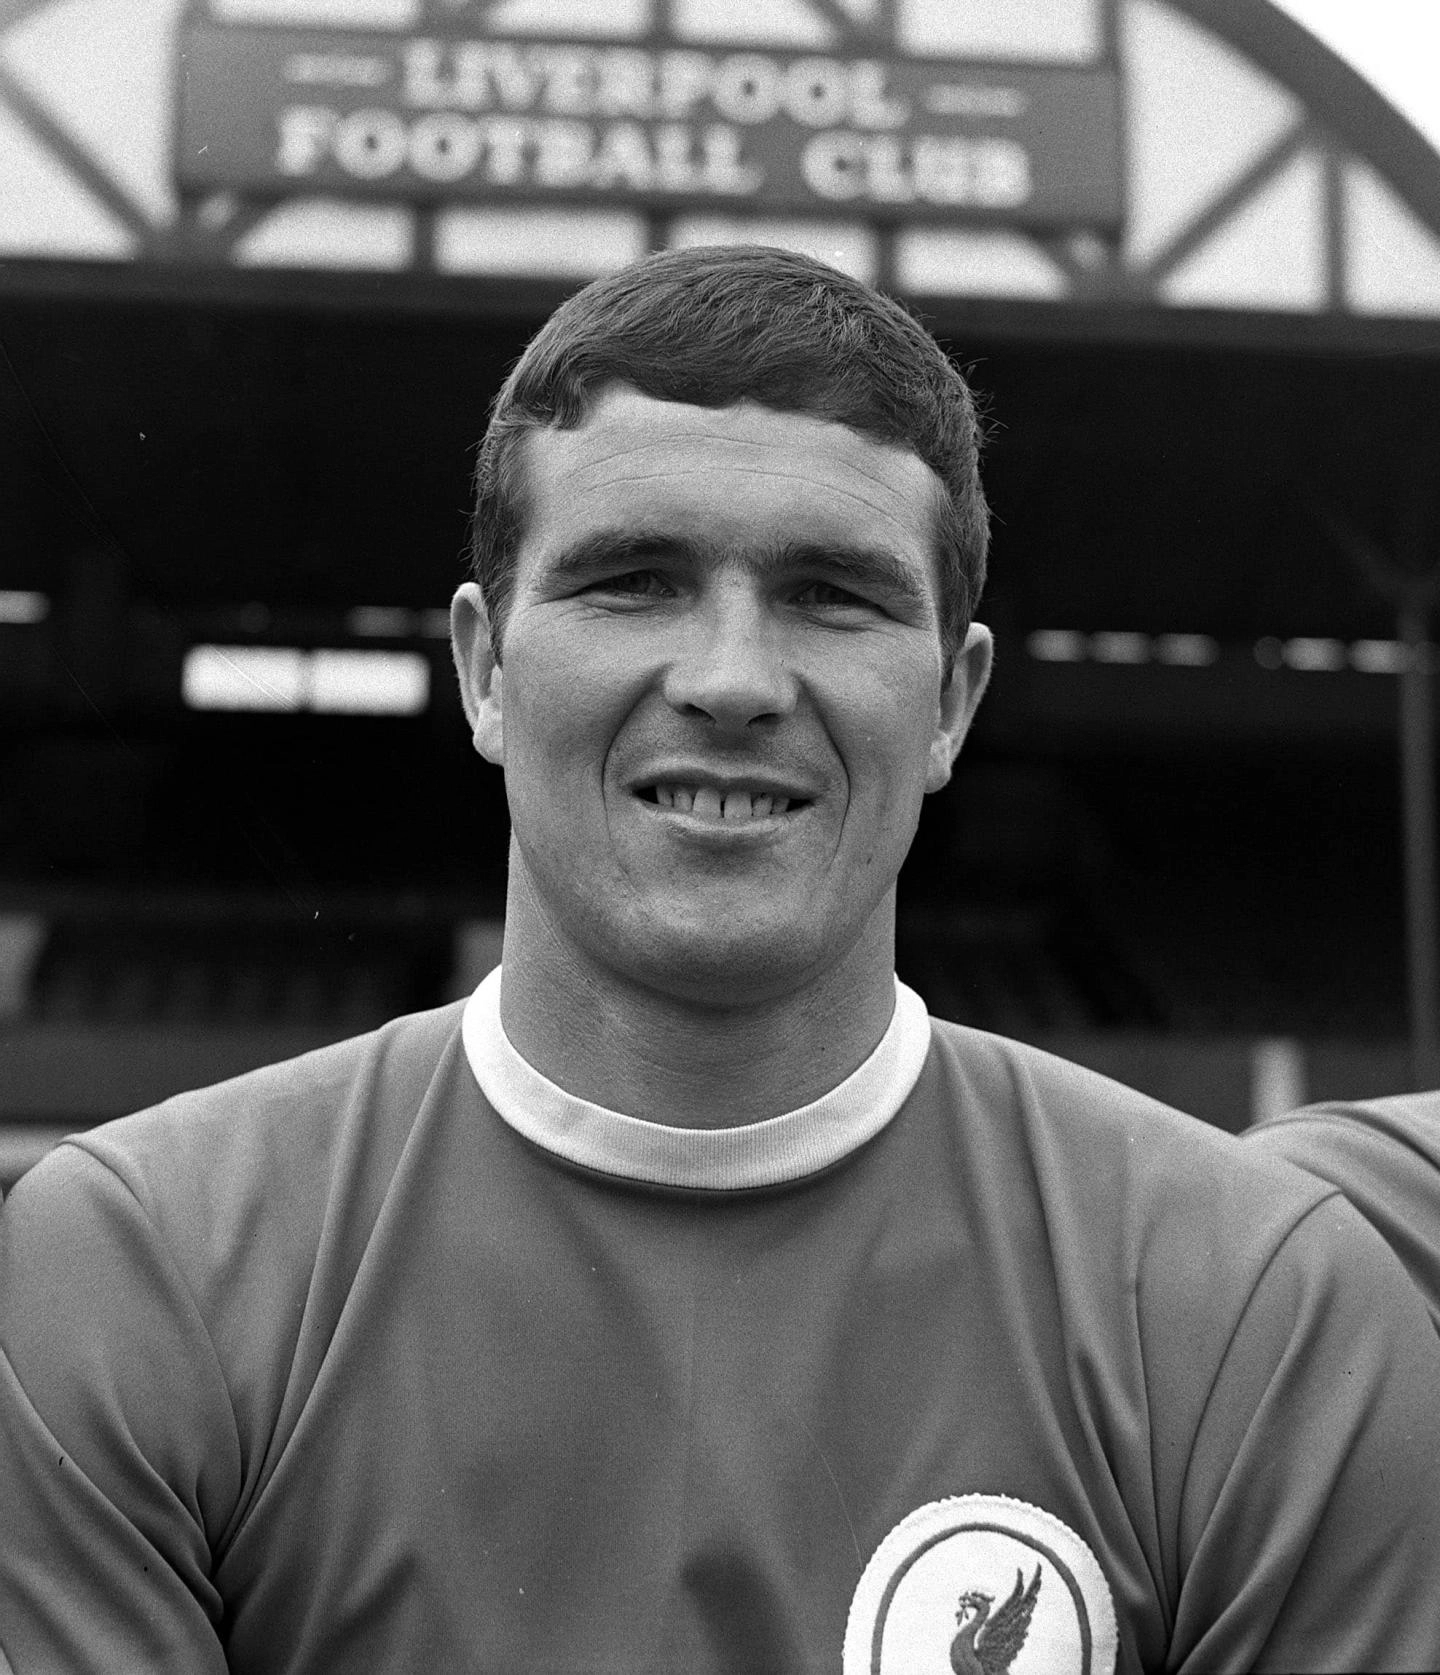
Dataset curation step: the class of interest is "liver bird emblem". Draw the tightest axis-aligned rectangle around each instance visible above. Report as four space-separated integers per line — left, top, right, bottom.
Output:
949 1566 1043 1675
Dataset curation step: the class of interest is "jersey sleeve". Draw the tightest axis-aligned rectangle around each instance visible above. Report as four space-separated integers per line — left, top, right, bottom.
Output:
1244 1096 1440 1333
0 1143 240 1673
1168 1189 1440 1672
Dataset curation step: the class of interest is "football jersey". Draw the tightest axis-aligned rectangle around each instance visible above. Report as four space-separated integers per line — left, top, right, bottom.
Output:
3 975 1439 1673
1243 1092 1440 1332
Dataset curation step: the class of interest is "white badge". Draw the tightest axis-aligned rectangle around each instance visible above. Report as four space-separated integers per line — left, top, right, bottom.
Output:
844 1494 1118 1674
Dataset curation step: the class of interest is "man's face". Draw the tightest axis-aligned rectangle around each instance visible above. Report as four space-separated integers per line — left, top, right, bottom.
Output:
453 387 991 1006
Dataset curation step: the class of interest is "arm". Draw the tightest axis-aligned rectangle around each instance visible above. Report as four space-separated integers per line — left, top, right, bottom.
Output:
1170 1192 1440 1672
0 1145 239 1673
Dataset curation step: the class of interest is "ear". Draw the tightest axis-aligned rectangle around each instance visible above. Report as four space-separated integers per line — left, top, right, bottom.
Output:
450 582 505 765
926 622 993 792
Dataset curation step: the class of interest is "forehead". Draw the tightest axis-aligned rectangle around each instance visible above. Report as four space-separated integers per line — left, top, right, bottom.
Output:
516 387 942 568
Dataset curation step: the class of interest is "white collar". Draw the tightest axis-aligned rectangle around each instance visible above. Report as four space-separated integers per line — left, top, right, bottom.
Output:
461 967 932 1191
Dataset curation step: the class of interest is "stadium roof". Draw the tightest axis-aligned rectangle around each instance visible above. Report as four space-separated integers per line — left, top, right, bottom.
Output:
0 0 1438 346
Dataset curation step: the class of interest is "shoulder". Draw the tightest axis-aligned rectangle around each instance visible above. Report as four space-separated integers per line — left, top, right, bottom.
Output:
923 1016 1216 1137
915 1019 1345 1318
1 1001 476 1490
2 1000 473 1349
1243 1094 1440 1331
921 1016 1320 1210
43 998 470 1212
1243 1091 1440 1175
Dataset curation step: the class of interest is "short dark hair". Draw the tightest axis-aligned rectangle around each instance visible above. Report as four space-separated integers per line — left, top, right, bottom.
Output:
468 244 990 665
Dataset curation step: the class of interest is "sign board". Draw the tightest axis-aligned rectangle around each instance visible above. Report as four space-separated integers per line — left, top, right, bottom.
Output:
176 24 1123 229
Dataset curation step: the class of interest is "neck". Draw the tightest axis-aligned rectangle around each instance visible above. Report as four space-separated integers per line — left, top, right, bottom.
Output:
496 867 899 1130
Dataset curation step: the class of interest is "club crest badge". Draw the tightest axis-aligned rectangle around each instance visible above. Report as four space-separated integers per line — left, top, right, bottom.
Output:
844 1494 1118 1675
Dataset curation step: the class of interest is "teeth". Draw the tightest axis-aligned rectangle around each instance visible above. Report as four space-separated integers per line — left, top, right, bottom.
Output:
646 785 798 819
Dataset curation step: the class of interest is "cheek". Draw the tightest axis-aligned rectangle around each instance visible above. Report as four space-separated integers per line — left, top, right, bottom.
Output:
835 666 942 810
501 630 647 800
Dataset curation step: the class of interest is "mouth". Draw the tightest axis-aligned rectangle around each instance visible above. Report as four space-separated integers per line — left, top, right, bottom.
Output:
633 783 812 823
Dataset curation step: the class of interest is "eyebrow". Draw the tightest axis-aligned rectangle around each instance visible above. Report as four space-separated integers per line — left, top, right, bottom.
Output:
538 528 933 614
536 529 693 588
771 538 934 613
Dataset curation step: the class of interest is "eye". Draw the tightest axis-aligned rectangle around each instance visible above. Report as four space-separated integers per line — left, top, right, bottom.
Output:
584 569 674 600
792 579 873 610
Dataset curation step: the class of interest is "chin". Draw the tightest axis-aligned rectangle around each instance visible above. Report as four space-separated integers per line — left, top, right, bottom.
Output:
618 915 834 1009
636 893 897 1010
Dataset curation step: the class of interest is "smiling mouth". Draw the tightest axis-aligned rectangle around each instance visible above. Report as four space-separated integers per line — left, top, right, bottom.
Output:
635 785 810 822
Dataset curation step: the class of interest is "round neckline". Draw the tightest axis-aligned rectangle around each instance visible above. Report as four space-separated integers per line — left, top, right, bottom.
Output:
461 968 933 1191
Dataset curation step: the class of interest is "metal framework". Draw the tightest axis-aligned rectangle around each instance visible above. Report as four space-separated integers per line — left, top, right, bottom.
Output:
0 0 1439 346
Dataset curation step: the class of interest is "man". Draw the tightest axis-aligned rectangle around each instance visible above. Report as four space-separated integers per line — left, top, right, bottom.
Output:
3 245 1440 1673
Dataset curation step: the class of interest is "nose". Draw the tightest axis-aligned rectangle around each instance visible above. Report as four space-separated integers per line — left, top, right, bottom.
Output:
660 585 797 731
